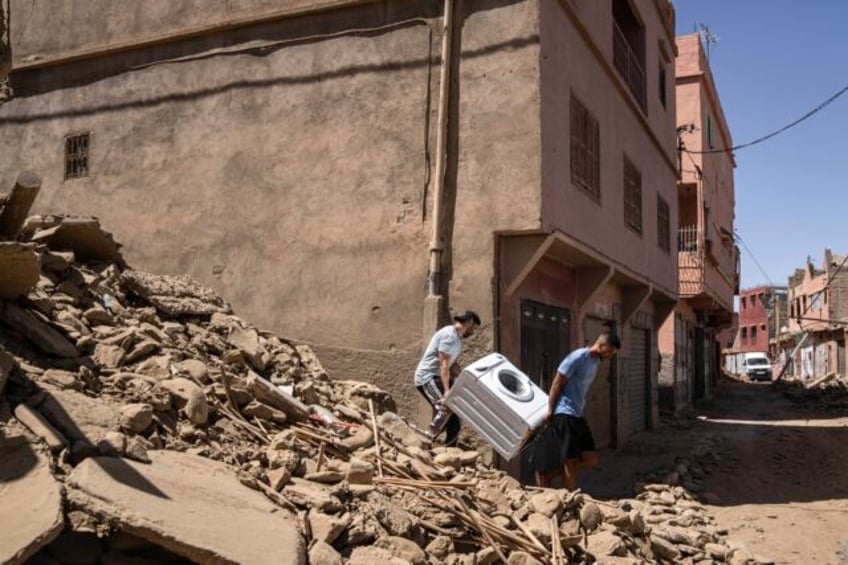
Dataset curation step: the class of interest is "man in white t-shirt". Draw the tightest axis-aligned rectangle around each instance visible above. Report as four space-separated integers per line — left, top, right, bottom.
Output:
414 310 481 446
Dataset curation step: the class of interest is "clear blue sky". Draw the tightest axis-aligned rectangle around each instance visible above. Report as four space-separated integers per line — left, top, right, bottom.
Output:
673 1 848 290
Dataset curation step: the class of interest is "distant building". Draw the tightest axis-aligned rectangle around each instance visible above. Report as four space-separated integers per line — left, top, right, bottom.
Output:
776 250 847 379
658 33 738 412
735 285 787 354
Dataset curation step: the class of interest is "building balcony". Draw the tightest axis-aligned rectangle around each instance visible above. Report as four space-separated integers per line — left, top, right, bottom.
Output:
612 20 647 113
678 225 735 315
678 225 703 297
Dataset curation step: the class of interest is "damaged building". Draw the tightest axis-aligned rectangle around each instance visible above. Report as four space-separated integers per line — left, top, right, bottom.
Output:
775 249 848 380
0 175 748 563
0 0 681 460
657 33 738 413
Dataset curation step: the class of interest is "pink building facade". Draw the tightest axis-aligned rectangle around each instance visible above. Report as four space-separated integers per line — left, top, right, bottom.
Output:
776 250 847 379
658 33 738 411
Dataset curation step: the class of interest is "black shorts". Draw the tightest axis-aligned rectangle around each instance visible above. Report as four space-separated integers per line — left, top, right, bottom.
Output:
531 414 596 473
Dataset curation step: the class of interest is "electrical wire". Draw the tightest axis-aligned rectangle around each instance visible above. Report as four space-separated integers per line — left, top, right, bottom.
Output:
733 230 775 288
688 81 848 155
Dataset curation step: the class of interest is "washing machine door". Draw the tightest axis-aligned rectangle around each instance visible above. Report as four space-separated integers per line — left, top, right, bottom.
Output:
495 368 535 402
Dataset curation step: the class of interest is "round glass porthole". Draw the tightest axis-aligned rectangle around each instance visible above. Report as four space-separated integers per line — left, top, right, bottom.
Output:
496 370 534 402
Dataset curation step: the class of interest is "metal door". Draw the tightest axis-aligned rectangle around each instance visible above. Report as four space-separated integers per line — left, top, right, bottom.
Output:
518 300 571 484
626 327 650 436
582 317 615 448
520 300 571 392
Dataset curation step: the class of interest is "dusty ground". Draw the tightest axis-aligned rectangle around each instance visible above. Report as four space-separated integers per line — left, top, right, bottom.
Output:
582 380 848 565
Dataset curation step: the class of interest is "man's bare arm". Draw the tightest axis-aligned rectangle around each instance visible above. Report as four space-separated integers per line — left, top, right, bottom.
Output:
547 371 567 419
439 352 452 395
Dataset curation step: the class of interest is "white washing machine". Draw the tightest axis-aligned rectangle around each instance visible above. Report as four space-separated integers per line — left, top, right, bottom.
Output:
444 353 548 460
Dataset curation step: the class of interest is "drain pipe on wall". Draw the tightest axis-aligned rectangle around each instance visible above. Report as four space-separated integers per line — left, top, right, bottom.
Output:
423 0 456 338
427 0 455 303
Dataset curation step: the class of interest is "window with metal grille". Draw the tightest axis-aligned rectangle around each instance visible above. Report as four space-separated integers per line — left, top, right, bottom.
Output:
570 93 600 201
65 133 90 179
657 195 670 252
623 155 642 234
658 64 667 108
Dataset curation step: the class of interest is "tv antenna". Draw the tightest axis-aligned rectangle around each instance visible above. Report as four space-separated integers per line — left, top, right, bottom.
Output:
697 23 719 60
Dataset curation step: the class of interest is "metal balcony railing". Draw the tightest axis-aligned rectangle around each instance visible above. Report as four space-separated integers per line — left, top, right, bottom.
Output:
678 225 699 253
612 20 647 113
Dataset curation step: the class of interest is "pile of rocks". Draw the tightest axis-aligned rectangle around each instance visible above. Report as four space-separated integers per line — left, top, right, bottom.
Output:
0 171 753 564
776 374 848 411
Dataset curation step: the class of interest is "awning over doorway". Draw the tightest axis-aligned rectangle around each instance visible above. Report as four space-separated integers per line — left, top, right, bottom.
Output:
499 230 677 326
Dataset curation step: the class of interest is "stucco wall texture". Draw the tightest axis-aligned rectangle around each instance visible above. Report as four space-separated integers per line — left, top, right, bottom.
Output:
539 0 678 298
0 0 545 418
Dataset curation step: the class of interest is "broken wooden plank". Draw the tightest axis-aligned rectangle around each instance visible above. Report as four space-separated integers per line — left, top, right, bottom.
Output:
245 372 309 421
0 171 41 240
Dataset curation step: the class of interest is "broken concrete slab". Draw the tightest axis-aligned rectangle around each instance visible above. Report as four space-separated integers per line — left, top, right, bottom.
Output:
66 450 306 565
0 243 39 299
0 301 79 358
119 270 231 317
0 171 42 240
31 217 123 264
0 434 64 565
36 385 120 447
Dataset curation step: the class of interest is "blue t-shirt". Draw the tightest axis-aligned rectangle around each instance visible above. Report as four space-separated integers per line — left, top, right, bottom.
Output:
554 348 600 417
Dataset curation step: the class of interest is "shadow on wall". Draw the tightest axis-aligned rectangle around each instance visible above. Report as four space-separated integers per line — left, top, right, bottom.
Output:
5 0 538 125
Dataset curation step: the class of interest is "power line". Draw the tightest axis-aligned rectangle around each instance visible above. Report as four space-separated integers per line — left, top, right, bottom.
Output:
688 81 848 155
734 230 776 288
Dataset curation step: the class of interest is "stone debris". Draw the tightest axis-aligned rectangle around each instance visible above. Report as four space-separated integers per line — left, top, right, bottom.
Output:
66 450 305 565
0 170 41 240
776 375 848 411
0 182 759 564
0 243 39 299
0 433 64 565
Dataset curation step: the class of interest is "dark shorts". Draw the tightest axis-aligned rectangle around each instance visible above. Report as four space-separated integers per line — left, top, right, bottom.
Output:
531 414 596 473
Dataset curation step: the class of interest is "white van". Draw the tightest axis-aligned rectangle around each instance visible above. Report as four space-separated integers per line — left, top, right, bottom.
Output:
743 352 772 382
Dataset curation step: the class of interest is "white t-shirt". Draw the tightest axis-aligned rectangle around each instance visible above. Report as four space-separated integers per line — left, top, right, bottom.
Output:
413 325 462 386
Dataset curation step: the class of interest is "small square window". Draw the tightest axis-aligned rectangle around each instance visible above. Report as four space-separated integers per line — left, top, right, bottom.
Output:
65 133 90 179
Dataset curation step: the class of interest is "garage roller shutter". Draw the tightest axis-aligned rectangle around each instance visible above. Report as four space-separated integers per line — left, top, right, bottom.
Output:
626 327 650 436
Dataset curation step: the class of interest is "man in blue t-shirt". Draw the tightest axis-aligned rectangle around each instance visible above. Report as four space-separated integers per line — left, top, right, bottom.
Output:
534 331 620 490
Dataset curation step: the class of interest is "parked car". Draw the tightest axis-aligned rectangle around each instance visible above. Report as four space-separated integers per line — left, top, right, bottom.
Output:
743 352 772 382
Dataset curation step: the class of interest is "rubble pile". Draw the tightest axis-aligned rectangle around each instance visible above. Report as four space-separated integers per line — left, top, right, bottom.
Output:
0 171 752 564
776 374 848 411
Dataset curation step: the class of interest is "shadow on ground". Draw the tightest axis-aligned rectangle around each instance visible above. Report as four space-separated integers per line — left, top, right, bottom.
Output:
580 381 848 508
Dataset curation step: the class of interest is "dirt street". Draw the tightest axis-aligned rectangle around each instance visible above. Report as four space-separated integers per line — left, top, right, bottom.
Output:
582 380 848 564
